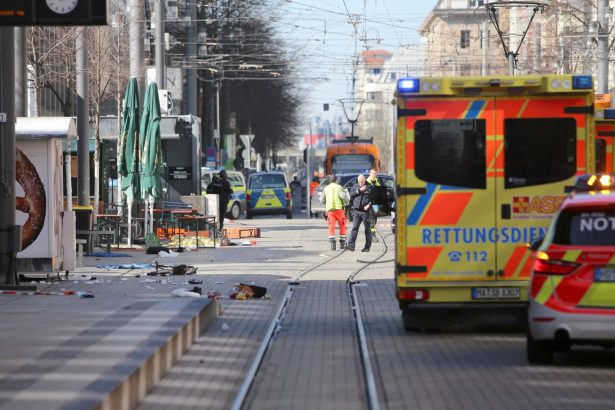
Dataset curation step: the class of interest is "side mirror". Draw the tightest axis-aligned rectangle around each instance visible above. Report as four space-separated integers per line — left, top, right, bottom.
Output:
527 237 544 251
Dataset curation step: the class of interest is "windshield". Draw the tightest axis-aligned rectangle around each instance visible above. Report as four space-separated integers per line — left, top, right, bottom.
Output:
331 155 375 174
249 174 287 189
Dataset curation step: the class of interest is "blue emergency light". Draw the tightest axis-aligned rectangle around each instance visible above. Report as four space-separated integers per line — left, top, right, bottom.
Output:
572 75 593 89
604 109 615 119
397 78 420 93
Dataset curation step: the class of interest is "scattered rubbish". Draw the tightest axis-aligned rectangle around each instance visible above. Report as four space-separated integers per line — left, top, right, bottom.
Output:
146 246 169 255
120 278 129 281
172 264 197 275
86 252 132 257
188 279 203 284
239 240 253 246
207 291 222 300
215 281 223 284
72 275 97 281
354 282 369 287
158 249 180 258
96 263 154 269
229 283 267 300
77 291 94 298
171 288 201 298
190 286 202 295
221 323 230 331
144 286 155 290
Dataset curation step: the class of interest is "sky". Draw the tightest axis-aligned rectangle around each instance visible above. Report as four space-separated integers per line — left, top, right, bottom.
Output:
268 0 439 127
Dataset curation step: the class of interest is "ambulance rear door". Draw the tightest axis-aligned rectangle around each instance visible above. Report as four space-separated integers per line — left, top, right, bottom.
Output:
595 111 614 173
494 95 592 282
399 97 498 284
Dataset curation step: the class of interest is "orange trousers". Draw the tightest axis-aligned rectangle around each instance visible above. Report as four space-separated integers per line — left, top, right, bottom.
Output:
327 209 347 237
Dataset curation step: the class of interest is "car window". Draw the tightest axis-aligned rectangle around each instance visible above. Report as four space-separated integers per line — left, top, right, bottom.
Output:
553 208 615 246
249 174 287 189
228 175 244 187
379 177 394 189
505 118 576 188
415 119 486 189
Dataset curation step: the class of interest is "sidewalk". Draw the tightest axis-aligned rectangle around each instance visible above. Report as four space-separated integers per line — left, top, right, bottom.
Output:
0 215 391 409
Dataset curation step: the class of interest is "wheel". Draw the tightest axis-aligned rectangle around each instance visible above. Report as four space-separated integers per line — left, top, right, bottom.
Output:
286 211 293 219
527 332 554 364
402 309 421 332
229 203 241 220
246 211 253 220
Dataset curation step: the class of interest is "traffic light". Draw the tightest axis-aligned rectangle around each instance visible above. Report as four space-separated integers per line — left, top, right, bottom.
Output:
303 148 307 163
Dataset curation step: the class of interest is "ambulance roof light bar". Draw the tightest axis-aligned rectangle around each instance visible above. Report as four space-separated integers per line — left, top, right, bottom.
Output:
572 75 592 89
397 78 420 94
568 173 615 193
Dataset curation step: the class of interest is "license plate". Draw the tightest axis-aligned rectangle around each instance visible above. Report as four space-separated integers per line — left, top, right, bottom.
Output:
472 287 520 300
262 194 275 199
595 267 615 282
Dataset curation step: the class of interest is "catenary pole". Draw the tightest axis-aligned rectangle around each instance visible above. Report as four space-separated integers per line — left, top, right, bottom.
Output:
597 0 609 94
0 27 18 284
155 0 165 89
76 28 90 206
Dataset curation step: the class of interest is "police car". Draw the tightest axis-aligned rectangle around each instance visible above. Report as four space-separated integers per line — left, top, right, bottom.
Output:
246 171 292 219
201 169 246 219
527 174 615 364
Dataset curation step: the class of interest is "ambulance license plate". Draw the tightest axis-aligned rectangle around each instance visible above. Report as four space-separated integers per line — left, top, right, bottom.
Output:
595 267 615 282
472 287 520 300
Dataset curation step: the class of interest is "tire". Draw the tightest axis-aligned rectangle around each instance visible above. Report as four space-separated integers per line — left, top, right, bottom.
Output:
402 309 421 332
246 211 253 220
229 203 241 220
527 332 554 364
286 211 293 219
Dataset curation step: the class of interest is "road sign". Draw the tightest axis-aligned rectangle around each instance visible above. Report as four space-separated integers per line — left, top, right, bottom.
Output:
239 134 254 147
0 0 107 26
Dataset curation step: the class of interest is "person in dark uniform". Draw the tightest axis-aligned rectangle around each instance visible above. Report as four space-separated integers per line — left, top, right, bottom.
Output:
345 174 373 252
207 170 234 231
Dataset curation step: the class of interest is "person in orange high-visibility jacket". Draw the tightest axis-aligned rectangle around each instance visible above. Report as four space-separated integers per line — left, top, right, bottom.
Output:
322 175 347 250
309 176 320 196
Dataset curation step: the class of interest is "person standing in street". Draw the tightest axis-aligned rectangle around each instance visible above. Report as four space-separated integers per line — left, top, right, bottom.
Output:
322 174 347 250
207 169 234 231
345 174 373 252
366 168 381 242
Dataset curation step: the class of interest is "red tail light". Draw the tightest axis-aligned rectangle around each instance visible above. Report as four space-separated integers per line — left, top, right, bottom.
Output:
532 252 579 275
397 289 429 301
285 191 291 200
246 193 251 201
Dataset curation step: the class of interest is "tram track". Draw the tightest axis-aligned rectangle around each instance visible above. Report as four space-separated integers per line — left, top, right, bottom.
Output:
230 229 393 410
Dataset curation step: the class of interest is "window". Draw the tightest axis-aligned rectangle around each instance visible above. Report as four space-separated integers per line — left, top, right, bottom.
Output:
373 68 381 75
596 139 607 173
249 174 287 189
460 30 471 49
331 155 375 174
415 119 486 189
554 209 615 246
504 118 576 188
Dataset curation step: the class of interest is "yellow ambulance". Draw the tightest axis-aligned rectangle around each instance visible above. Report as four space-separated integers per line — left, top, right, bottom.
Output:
594 94 615 173
395 74 595 330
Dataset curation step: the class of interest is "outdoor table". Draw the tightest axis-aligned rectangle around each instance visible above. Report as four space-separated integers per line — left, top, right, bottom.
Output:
177 215 217 248
150 208 198 240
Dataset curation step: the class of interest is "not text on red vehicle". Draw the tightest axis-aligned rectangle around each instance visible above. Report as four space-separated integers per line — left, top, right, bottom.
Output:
527 173 615 364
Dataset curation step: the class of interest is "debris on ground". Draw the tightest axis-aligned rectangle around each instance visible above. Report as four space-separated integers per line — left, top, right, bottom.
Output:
96 263 154 269
146 262 197 276
158 249 179 258
221 323 230 331
77 291 94 298
170 288 201 298
229 283 267 300
207 291 222 300
86 252 132 257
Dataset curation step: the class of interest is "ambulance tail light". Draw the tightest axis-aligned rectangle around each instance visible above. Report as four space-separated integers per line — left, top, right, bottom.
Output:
572 75 593 89
532 252 579 275
397 78 420 94
397 289 429 301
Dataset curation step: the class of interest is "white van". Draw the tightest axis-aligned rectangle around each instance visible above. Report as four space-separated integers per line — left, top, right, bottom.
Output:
201 168 247 219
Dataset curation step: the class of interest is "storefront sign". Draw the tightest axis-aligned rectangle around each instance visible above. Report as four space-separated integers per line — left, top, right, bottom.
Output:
169 166 192 180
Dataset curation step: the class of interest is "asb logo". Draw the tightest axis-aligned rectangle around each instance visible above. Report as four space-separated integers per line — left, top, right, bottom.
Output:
512 196 565 215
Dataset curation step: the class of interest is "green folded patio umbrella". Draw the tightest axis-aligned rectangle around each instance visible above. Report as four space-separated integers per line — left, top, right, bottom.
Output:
117 77 140 246
139 82 164 235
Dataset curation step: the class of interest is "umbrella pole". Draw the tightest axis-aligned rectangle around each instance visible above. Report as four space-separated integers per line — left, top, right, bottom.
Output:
127 200 133 247
149 198 154 236
143 199 149 236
